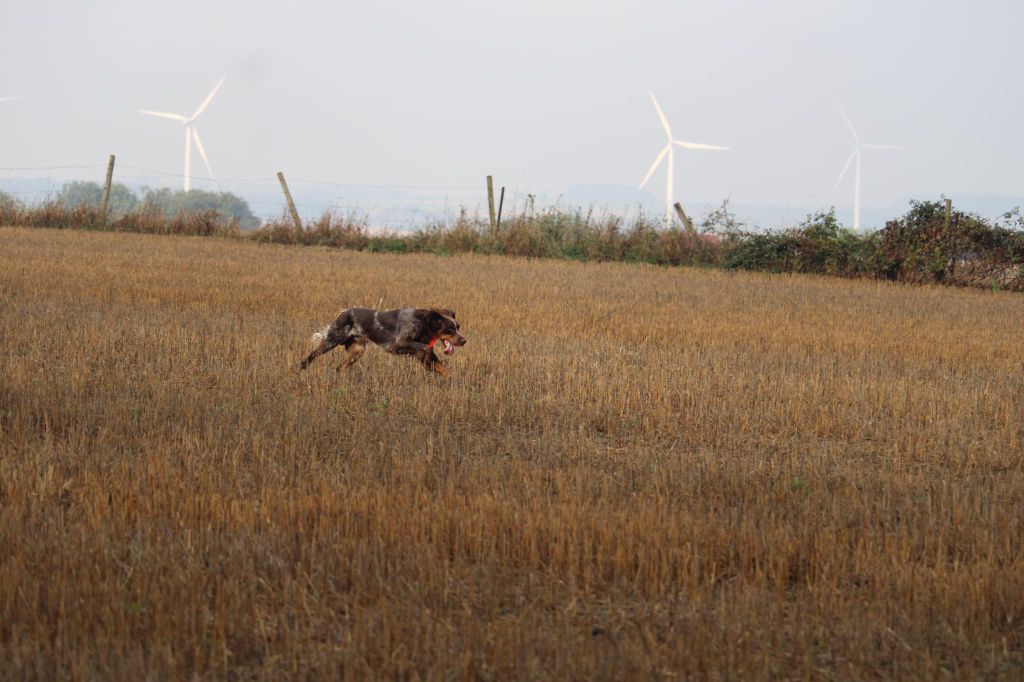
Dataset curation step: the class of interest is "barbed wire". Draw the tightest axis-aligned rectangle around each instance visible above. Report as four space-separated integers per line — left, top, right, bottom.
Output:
114 164 482 191
114 164 277 184
0 161 486 192
1 189 60 196
0 160 539 225
0 163 104 172
285 177 480 191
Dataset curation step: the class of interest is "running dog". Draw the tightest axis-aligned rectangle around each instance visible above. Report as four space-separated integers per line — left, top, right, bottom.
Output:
298 307 466 377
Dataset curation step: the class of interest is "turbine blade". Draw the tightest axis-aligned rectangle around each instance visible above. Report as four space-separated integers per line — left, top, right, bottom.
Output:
833 150 857 191
648 90 673 140
139 109 187 122
192 127 213 176
184 128 192 191
836 101 860 144
665 146 674 222
190 75 226 120
674 140 730 151
863 144 908 150
0 96 22 103
639 145 669 189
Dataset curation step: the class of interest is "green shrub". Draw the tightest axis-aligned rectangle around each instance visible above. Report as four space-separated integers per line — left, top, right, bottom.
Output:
722 209 873 276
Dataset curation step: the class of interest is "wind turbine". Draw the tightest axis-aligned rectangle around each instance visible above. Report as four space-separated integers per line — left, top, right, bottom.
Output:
139 76 225 192
833 103 906 231
639 90 729 224
0 97 22 103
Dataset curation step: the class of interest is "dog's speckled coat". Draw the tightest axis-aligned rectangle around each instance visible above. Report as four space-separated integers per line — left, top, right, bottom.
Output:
299 307 466 377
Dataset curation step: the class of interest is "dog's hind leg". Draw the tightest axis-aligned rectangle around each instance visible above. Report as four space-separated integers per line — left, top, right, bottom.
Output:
299 338 339 370
300 310 356 370
337 341 366 371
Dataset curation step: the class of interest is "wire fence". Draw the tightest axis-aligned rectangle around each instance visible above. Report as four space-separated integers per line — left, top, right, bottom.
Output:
0 159 624 230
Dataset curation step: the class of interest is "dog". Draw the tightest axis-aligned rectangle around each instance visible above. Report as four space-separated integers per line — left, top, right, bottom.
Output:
298 307 466 377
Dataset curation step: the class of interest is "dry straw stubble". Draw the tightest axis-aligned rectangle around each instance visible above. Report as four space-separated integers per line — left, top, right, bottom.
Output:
1 226 1023 680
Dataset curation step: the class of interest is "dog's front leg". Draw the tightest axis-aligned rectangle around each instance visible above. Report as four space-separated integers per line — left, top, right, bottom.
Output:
418 347 450 377
425 353 449 377
393 341 448 377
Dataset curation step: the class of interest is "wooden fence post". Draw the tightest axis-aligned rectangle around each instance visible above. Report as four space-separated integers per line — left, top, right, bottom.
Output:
673 202 694 232
945 197 952 227
496 187 506 230
99 155 115 223
277 172 302 230
486 175 496 230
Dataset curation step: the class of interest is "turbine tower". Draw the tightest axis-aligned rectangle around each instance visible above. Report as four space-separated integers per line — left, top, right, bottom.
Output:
139 76 225 192
639 90 729 224
833 103 906 231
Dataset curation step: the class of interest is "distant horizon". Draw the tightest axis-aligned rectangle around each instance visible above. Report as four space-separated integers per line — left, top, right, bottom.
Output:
3 168 1020 232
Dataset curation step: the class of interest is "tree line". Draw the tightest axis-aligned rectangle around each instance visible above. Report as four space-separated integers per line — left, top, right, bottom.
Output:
1 181 259 230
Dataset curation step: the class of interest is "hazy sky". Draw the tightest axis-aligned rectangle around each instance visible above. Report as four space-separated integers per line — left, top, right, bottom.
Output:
2 0 1022 222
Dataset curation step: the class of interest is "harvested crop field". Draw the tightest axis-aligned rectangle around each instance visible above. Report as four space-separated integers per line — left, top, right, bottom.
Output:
1 225 1023 679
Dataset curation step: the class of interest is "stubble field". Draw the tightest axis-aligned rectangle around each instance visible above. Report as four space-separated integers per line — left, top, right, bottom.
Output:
1 225 1023 680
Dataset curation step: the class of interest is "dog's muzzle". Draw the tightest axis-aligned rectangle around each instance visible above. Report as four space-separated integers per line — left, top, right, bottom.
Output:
441 334 467 355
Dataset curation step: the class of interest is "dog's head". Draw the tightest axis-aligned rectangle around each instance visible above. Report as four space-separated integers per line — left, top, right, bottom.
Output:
428 308 466 355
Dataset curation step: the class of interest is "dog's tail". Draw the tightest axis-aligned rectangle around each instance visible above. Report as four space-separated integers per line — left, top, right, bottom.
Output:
311 326 330 345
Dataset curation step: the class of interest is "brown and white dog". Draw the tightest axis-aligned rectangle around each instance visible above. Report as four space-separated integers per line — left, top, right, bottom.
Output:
298 307 466 377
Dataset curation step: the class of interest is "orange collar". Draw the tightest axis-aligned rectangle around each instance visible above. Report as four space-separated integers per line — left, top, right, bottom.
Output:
427 337 437 349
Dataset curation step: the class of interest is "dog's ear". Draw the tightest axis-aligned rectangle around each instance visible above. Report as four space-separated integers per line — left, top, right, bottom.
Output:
431 307 456 319
426 309 446 330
